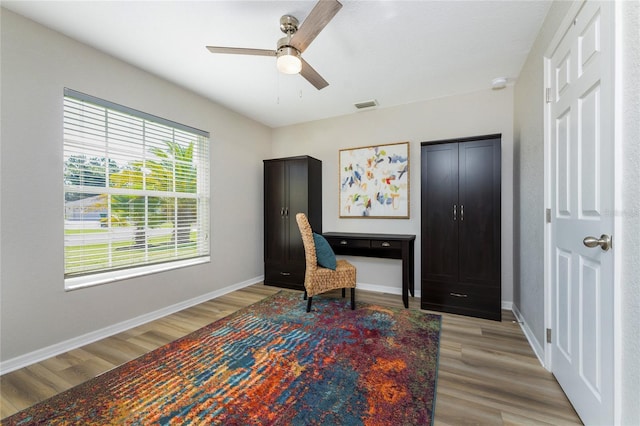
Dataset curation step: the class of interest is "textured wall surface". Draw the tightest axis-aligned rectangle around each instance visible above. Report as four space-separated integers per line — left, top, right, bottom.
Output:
513 0 572 345
619 1 640 423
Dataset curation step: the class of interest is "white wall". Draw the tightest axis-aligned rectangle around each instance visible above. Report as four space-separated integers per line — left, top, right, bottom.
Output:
618 1 640 423
513 0 573 347
272 89 515 304
0 10 271 363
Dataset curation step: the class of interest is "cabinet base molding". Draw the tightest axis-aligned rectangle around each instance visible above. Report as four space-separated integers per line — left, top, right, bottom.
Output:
420 301 501 321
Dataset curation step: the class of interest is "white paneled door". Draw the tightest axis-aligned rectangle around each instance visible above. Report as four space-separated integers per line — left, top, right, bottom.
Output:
547 1 615 424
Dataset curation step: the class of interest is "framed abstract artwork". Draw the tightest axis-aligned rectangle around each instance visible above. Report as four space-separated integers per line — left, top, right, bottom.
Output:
339 141 410 218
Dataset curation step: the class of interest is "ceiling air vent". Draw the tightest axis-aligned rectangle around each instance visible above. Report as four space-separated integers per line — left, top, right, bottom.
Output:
354 99 378 110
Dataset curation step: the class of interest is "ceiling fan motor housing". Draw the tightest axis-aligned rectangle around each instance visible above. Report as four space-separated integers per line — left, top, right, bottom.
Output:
277 15 301 63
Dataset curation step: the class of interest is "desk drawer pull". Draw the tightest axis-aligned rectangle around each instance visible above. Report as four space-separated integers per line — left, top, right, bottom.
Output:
450 292 468 298
280 272 291 276
381 241 391 247
340 240 348 245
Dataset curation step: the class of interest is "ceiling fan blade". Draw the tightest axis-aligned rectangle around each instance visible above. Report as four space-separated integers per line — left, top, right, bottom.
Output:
290 0 342 53
206 46 276 57
300 58 329 90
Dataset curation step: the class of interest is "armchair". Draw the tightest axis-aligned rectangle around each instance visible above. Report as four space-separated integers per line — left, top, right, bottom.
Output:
295 213 356 312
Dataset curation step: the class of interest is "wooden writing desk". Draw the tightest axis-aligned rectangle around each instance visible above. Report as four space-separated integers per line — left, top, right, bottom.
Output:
322 232 416 308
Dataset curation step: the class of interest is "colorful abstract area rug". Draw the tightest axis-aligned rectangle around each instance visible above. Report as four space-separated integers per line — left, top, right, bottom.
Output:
4 291 442 425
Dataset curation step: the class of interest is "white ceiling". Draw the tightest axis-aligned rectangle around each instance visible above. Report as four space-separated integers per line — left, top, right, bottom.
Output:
3 0 551 128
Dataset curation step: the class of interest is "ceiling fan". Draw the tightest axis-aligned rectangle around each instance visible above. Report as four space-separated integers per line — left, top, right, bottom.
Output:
206 0 342 90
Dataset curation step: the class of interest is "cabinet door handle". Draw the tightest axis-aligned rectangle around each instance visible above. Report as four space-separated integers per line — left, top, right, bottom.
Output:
453 204 457 221
340 240 348 245
460 205 464 221
381 242 391 247
280 272 291 276
280 207 285 217
284 207 289 217
450 292 468 298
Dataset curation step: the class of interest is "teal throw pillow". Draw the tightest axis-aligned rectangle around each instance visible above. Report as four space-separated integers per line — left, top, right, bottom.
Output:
313 232 337 270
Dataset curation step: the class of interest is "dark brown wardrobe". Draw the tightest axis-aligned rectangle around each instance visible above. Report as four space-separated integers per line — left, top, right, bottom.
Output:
420 135 501 320
263 156 322 290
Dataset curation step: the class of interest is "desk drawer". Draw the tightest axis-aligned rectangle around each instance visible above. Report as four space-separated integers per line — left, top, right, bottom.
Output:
325 237 371 249
371 239 402 249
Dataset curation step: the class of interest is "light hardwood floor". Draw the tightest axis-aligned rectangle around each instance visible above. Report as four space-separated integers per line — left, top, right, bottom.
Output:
0 284 581 424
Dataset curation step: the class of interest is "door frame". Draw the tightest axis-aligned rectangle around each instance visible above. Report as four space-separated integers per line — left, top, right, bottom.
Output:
542 0 622 422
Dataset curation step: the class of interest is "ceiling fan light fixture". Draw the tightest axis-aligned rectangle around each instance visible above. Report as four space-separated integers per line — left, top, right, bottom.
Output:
276 47 302 74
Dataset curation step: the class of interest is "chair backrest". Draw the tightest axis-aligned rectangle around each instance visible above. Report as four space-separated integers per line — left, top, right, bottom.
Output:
295 213 318 274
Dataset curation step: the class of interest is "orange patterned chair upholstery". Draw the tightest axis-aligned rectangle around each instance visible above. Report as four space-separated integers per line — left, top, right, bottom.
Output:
295 213 356 312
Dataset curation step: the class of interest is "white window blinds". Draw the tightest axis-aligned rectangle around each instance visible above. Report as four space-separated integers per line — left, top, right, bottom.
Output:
63 88 210 285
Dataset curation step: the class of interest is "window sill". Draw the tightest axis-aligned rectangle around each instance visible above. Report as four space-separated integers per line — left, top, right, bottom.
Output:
65 257 211 291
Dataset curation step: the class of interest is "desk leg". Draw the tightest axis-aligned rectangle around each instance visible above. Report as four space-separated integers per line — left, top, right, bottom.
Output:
409 241 415 298
402 245 409 308
402 283 408 308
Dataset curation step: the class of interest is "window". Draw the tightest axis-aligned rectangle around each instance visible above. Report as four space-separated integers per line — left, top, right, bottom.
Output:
63 88 210 289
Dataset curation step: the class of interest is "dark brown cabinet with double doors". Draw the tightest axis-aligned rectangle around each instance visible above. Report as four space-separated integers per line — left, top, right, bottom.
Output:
420 135 501 320
263 156 322 291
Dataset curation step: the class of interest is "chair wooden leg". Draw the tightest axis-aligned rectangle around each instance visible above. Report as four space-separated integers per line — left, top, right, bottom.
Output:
342 288 346 298
306 296 313 312
303 290 308 300
350 288 355 310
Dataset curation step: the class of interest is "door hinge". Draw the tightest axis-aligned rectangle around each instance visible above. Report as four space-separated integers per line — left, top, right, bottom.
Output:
546 208 552 223
546 88 553 103
546 328 552 343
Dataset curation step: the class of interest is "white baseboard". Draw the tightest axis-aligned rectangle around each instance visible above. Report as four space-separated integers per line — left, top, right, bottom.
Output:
512 303 546 368
0 276 264 375
356 282 421 298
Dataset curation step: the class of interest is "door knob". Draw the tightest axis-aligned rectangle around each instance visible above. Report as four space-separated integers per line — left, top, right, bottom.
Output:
583 234 612 251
